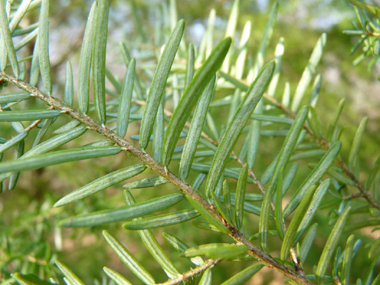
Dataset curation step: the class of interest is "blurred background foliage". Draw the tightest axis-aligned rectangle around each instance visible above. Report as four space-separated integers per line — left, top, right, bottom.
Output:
0 0 379 284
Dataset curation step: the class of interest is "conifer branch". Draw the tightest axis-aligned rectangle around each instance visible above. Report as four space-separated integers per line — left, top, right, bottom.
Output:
0 71 313 285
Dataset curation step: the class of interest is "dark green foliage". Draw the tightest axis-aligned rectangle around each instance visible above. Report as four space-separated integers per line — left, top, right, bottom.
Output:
345 0 380 79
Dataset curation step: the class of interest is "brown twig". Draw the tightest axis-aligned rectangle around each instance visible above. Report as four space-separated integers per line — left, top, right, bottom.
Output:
156 259 222 285
366 31 380 38
0 72 313 285
23 106 54 132
342 193 366 200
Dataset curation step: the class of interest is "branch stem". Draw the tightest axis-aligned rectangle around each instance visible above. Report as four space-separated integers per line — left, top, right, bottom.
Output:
157 259 221 285
0 72 312 285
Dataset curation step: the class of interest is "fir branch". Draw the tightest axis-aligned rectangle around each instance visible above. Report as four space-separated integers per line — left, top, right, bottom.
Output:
0 71 313 285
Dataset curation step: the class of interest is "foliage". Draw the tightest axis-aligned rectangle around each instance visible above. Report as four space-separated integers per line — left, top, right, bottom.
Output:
0 0 379 284
344 0 380 79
